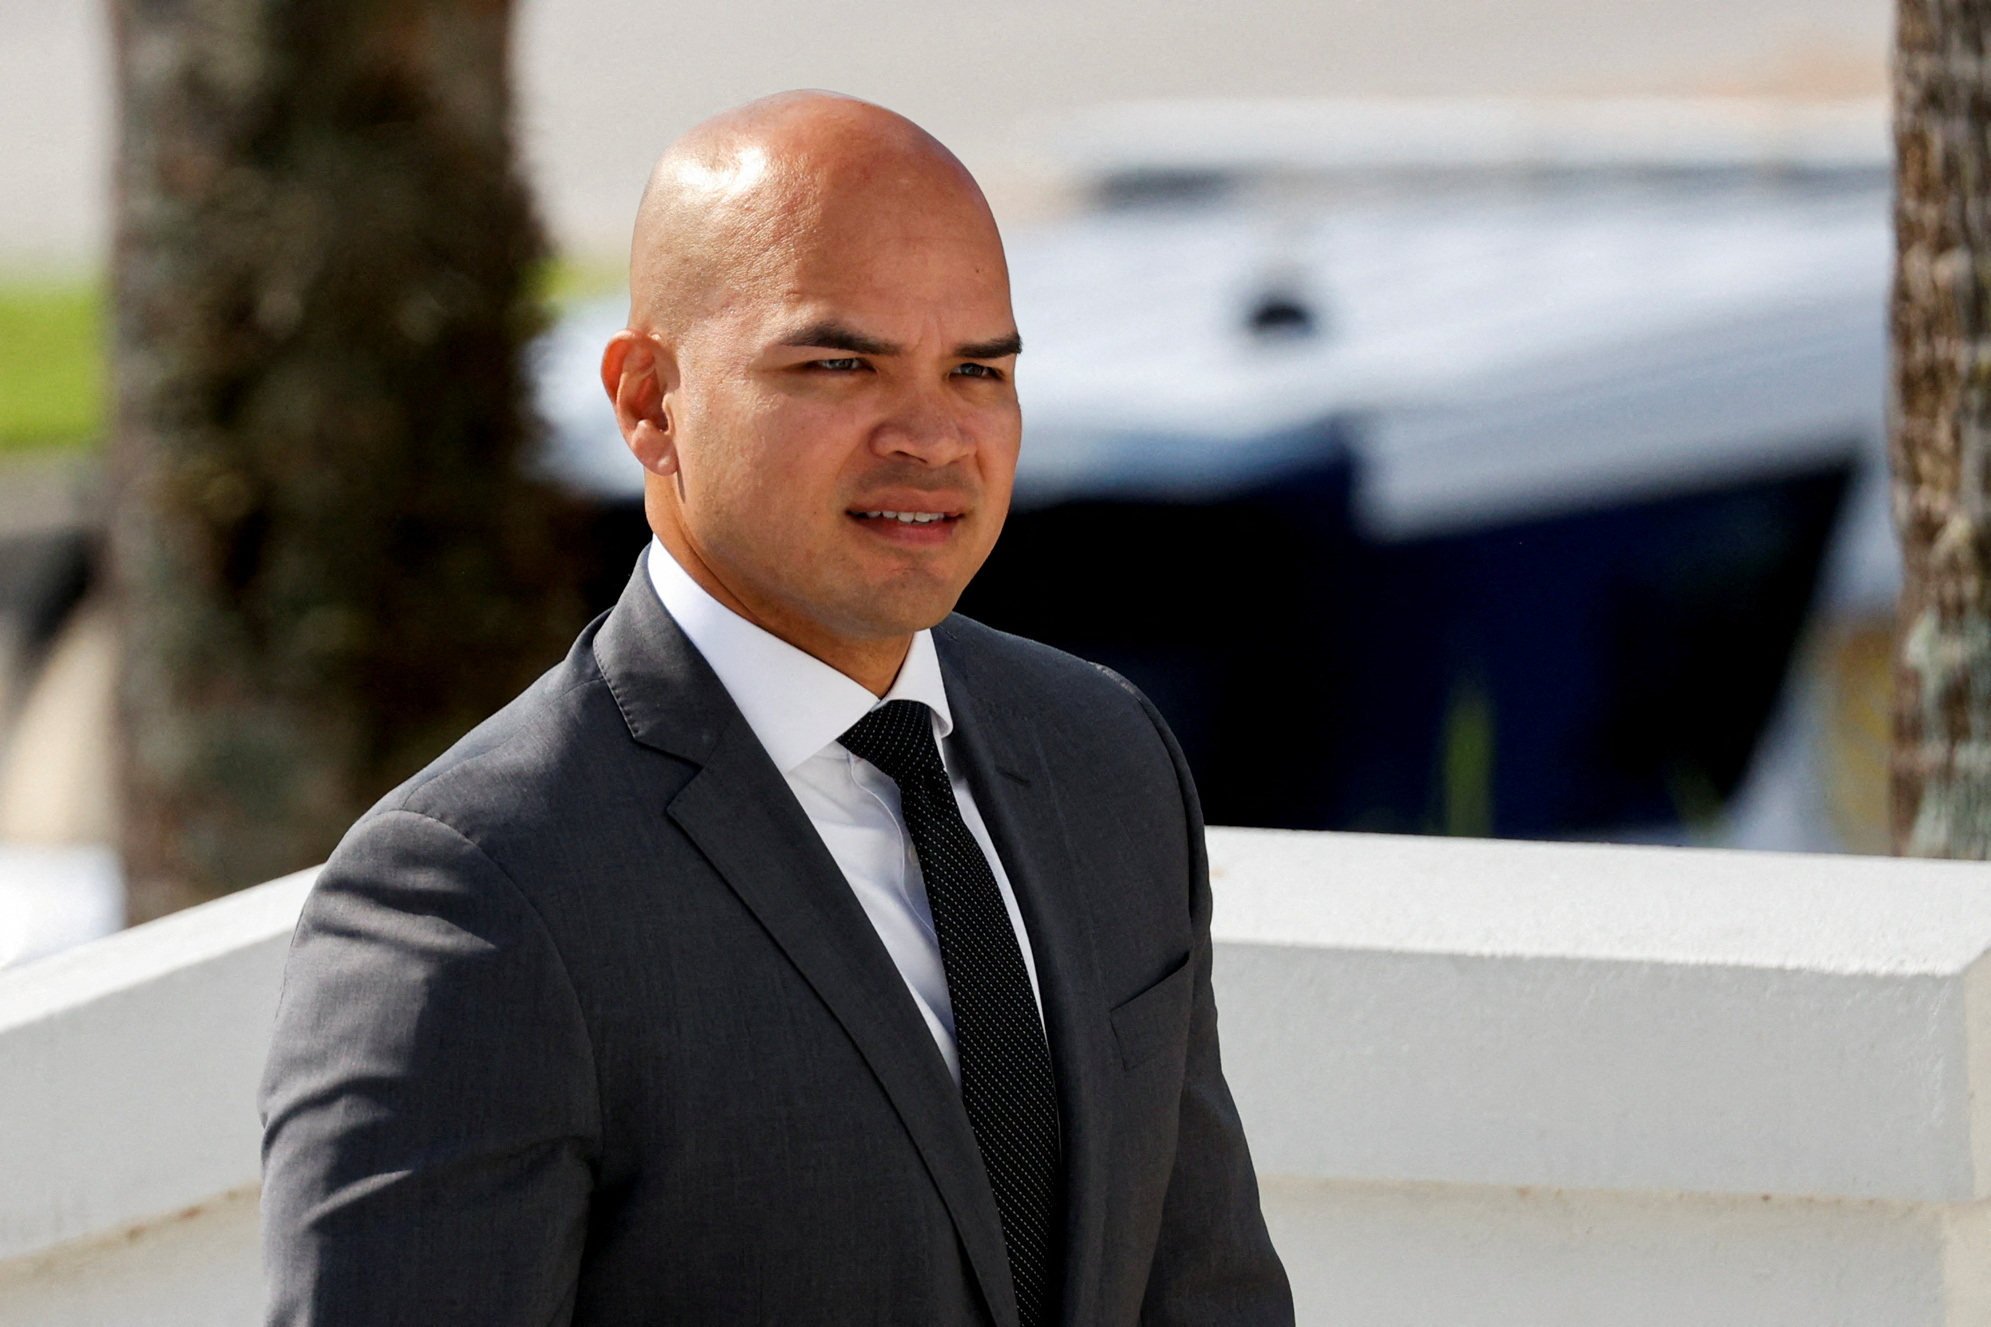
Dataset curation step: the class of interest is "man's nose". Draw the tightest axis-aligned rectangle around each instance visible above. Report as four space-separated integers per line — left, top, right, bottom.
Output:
873 382 974 464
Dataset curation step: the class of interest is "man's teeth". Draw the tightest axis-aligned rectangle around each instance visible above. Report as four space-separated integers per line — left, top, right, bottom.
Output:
856 510 949 523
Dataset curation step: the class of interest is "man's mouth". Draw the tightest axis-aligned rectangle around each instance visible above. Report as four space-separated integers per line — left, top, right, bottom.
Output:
849 509 960 525
846 508 964 544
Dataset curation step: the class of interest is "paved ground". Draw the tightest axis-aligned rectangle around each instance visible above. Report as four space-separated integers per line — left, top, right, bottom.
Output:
3 0 1889 270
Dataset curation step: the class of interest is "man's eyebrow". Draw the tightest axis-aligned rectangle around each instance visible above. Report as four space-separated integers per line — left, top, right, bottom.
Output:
956 333 1023 360
772 321 1023 360
775 321 900 356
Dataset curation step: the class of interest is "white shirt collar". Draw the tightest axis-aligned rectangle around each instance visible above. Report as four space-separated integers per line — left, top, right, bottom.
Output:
645 535 954 773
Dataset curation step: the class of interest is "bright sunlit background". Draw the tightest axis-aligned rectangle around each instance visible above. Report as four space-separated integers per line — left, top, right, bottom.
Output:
0 0 1900 966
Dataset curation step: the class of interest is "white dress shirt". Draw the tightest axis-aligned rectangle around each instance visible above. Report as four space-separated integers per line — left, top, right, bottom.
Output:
646 537 1044 1083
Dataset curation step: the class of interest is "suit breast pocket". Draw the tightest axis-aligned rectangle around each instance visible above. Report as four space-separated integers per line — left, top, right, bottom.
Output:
1108 952 1194 1071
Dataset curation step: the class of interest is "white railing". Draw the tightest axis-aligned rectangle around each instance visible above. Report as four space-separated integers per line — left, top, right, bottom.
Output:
4 831 1991 1325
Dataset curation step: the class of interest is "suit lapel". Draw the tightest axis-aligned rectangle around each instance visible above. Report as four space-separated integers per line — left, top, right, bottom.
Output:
935 623 1116 1327
593 558 1017 1327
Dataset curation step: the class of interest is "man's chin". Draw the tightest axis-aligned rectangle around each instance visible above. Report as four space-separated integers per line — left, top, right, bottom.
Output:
838 585 967 638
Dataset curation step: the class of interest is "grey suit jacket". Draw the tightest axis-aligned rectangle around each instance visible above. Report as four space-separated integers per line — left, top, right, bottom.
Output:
259 553 1293 1325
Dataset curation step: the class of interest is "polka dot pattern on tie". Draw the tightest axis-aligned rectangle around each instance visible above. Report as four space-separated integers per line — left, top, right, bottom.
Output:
838 698 1062 1327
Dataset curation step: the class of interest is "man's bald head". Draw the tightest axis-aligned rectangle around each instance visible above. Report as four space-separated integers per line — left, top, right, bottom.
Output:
601 93 1021 696
628 91 1000 338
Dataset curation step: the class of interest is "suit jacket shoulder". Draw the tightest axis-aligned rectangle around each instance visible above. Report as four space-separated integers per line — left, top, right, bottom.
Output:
349 614 618 846
933 611 1203 901
932 609 1158 725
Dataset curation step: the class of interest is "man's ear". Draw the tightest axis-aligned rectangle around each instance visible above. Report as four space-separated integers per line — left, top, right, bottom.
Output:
601 329 679 477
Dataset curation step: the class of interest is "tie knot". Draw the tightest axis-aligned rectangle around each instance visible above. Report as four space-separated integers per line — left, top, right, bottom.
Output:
837 699 946 788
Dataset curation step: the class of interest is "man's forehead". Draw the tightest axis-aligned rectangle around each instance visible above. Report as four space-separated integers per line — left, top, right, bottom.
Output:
628 93 1009 336
737 212 1015 330
664 144 775 206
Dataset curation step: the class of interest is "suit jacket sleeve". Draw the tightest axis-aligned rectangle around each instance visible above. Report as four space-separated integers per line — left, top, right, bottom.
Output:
258 807 600 1325
1118 679 1296 1325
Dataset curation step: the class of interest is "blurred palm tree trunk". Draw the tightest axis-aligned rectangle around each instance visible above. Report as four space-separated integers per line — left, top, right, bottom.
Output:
1891 0 1991 858
108 0 587 921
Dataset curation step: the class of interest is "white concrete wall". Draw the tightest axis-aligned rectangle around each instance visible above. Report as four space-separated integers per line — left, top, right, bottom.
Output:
5 831 1991 1324
1217 832 1991 1324
0 869 313 1324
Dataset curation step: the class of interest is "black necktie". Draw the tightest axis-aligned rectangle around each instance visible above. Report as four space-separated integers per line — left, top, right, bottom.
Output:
838 699 1062 1327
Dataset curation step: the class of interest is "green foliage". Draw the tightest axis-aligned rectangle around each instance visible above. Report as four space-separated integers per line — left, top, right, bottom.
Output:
529 255 624 305
0 261 618 459
1438 674 1496 838
0 279 103 453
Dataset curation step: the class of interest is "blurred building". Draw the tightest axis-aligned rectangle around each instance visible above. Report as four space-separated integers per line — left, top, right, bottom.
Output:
542 98 1898 851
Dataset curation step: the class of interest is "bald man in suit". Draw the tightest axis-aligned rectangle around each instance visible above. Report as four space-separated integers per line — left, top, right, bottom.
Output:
259 90 1293 1326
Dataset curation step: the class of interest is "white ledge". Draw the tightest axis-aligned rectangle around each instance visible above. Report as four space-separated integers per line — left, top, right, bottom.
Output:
0 868 316 1265
1212 828 1991 975
5 829 1991 1276
1209 828 1991 1207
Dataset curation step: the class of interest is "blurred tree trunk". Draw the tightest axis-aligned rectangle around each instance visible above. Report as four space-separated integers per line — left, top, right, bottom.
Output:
108 0 587 921
1890 0 1991 858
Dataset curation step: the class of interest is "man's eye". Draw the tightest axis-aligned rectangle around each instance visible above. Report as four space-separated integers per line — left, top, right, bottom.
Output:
954 363 1004 381
813 357 866 372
